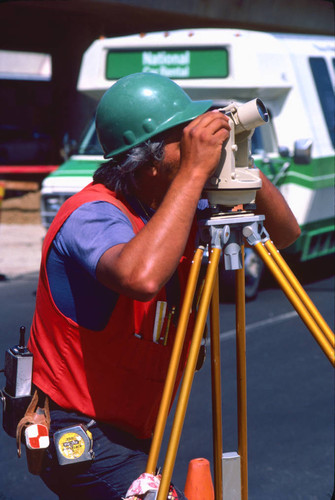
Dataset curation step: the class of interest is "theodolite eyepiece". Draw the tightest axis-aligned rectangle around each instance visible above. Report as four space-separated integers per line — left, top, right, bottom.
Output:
204 98 269 207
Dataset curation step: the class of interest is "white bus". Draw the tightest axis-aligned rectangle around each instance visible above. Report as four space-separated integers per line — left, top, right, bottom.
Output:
41 28 335 297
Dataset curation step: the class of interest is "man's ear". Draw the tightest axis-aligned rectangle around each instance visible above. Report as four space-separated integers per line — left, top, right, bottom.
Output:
134 164 157 188
146 165 158 177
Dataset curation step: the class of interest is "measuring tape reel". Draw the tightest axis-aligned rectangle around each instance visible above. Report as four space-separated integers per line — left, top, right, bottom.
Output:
53 422 95 466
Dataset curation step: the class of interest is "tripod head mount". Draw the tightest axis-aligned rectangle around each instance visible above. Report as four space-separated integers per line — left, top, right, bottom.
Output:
199 213 265 271
204 98 269 208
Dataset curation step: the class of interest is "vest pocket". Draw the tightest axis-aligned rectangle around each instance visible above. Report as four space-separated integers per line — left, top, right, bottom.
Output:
117 332 175 383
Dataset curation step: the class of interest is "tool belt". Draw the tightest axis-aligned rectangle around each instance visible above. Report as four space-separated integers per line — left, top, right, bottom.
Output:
16 388 50 475
16 389 95 474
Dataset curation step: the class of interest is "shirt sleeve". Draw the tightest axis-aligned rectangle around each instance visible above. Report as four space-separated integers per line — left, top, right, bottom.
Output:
52 200 136 278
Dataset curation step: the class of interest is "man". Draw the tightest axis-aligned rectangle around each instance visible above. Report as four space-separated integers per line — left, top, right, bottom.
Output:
28 73 300 499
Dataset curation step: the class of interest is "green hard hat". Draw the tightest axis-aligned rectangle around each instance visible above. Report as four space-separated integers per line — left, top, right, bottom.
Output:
96 72 212 158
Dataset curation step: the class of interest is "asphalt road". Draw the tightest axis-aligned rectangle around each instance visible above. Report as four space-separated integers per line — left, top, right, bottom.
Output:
0 258 334 500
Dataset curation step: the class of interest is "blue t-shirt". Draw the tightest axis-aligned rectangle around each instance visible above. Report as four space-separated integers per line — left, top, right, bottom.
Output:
46 200 140 330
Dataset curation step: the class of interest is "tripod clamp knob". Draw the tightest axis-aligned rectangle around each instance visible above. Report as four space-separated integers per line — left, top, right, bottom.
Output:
209 224 231 249
243 222 269 246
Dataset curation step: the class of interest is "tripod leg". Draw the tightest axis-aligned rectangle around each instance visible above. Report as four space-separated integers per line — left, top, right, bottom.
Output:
235 245 248 500
264 239 334 348
210 268 223 500
157 247 222 500
254 241 334 366
146 247 204 475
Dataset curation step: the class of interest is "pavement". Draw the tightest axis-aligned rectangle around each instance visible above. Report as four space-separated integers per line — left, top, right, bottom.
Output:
0 224 46 279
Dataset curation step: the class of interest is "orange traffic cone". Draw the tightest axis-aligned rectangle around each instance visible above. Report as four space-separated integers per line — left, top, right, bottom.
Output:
184 458 214 500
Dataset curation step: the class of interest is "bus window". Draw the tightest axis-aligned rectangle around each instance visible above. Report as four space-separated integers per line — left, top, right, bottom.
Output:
251 119 277 155
309 57 335 147
251 127 263 154
78 119 103 155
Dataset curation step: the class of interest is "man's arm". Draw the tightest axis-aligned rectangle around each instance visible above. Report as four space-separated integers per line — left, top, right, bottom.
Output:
255 170 301 249
97 111 231 301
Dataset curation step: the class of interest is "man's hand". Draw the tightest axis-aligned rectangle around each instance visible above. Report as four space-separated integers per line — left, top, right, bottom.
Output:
179 111 231 181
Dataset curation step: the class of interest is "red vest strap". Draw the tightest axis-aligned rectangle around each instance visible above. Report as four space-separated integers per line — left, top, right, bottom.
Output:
42 183 144 264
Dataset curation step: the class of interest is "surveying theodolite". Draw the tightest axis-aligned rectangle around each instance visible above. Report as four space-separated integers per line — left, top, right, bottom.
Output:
141 99 335 500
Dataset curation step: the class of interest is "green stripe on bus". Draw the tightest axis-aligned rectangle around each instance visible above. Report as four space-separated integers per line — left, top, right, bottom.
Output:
49 159 103 177
51 156 334 190
258 155 334 189
285 216 335 260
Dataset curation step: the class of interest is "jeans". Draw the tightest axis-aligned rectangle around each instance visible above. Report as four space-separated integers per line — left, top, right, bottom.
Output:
40 407 187 500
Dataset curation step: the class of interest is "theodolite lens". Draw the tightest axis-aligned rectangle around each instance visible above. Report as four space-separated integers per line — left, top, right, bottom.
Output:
256 98 269 123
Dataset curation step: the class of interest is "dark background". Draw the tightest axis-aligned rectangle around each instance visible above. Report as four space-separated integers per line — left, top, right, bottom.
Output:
0 0 334 167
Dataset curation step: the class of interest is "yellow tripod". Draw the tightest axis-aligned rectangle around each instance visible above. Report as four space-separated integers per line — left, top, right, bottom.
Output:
145 212 334 500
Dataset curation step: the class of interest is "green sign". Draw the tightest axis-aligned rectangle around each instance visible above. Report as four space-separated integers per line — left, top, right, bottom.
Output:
106 48 229 80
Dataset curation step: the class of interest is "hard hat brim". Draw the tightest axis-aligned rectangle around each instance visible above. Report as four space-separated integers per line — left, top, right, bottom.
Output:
104 99 212 159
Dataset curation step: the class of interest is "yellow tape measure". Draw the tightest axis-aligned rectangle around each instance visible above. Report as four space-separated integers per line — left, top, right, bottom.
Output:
54 423 94 466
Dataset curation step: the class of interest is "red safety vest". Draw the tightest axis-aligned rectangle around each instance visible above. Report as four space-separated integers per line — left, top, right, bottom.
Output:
28 183 197 438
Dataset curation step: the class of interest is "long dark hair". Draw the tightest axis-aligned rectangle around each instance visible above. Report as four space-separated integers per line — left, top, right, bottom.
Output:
93 139 165 195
